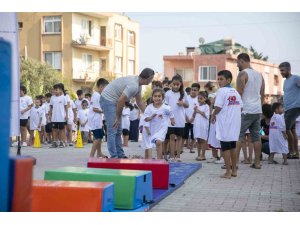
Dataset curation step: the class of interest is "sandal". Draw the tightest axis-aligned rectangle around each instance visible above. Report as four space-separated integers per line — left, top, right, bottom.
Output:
231 173 237 177
287 153 299 159
195 156 202 161
250 163 261 169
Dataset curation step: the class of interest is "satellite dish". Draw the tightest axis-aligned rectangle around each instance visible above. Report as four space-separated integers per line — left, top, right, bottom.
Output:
199 37 205 45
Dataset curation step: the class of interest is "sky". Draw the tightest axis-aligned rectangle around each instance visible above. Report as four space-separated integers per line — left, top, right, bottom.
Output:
125 12 300 74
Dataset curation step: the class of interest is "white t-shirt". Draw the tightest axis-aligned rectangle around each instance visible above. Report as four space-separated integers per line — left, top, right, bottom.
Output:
20 95 33 119
214 87 243 142
77 108 89 132
74 98 90 111
164 90 189 128
185 95 198 123
29 106 43 131
193 103 210 140
269 113 288 154
88 92 103 130
139 114 152 150
44 102 51 123
50 95 67 122
40 103 47 126
130 107 139 121
122 107 131 130
144 103 174 142
67 101 76 124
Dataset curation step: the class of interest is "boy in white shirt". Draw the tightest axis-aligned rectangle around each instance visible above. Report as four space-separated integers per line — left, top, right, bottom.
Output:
44 93 52 144
49 84 68 148
211 70 243 179
88 78 109 158
20 85 33 146
75 89 89 111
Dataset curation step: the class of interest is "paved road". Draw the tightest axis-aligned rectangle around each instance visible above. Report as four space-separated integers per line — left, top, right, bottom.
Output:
10 141 300 212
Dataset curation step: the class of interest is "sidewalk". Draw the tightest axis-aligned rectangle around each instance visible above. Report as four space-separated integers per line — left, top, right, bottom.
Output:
10 141 300 212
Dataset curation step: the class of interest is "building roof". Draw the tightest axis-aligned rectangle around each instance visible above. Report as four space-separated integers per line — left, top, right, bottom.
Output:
199 39 248 55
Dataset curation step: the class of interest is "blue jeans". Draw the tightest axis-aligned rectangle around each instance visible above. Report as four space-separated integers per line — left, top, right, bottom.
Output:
100 97 125 158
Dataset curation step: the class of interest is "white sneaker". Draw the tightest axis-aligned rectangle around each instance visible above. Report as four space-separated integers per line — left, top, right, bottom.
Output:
215 158 224 164
22 142 27 147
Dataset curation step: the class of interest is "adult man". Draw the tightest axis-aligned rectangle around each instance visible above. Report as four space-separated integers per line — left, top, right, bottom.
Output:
279 62 300 159
235 53 265 169
100 68 155 158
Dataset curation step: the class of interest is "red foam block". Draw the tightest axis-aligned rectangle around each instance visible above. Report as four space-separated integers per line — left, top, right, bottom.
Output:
87 158 169 189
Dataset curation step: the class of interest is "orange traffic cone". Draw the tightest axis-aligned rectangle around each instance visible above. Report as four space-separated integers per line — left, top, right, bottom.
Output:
33 130 41 148
75 129 83 148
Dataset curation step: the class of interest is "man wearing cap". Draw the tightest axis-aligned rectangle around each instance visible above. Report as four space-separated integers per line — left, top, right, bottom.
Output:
100 68 155 158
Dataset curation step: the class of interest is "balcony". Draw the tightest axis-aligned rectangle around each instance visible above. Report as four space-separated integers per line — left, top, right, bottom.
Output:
72 70 116 83
71 36 112 52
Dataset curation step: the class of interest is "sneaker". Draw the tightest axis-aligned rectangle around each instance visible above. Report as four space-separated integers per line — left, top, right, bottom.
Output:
50 142 58 148
215 158 225 164
22 142 27 147
59 142 64 148
69 143 74 146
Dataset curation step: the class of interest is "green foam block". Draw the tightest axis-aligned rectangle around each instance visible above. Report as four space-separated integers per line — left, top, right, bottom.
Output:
44 167 153 209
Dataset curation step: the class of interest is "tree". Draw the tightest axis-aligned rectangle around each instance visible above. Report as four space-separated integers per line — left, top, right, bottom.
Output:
249 46 269 61
20 57 63 97
142 85 152 103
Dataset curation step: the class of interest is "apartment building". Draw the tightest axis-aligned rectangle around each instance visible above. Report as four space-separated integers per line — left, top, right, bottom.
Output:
18 12 139 91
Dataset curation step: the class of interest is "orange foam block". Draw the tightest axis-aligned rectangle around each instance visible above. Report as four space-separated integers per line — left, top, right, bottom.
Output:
9 156 34 212
32 180 114 212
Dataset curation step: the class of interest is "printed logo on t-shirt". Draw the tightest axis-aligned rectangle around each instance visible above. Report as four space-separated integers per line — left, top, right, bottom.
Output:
270 122 278 129
227 96 240 106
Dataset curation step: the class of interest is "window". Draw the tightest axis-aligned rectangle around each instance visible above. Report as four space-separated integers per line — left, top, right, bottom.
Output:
18 22 23 30
175 68 193 81
100 26 106 46
100 59 106 72
44 16 61 33
81 19 92 36
274 75 279 86
44 52 61 70
115 57 122 73
198 66 217 81
128 60 135 75
82 54 93 71
128 31 135 46
115 24 123 41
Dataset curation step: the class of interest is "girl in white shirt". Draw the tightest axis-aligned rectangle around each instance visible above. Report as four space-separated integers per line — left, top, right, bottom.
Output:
192 92 210 161
164 74 189 162
144 88 175 159
29 97 43 146
122 102 131 147
77 100 89 144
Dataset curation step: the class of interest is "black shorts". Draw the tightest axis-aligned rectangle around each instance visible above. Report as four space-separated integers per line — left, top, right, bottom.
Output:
20 119 28 127
284 108 300 130
92 129 104 140
122 129 129 136
220 141 236 151
166 127 185 139
45 123 52 133
183 123 194 140
52 122 65 130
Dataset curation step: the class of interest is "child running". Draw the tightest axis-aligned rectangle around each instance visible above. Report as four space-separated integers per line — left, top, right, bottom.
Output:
192 91 210 161
144 88 175 160
164 74 189 162
211 70 242 179
269 102 289 165
29 96 43 146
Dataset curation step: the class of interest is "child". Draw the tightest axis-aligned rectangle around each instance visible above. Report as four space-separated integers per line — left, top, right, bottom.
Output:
44 93 52 144
144 88 175 160
139 114 152 159
77 100 90 144
88 78 109 158
269 103 289 165
49 84 68 148
122 102 131 147
37 95 47 144
75 89 89 111
85 93 92 104
211 70 242 179
66 99 77 146
184 83 200 153
192 91 210 161
20 85 33 146
29 97 43 146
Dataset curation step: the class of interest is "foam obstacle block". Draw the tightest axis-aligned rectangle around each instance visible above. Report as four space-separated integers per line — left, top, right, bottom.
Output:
9 156 34 212
32 180 114 212
44 167 153 209
87 158 169 189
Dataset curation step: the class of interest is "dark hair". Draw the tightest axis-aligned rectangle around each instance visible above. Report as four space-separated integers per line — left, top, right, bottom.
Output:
272 102 282 113
35 96 43 106
85 93 91 98
152 88 165 100
204 81 214 91
168 80 172 85
217 70 233 82
162 77 169 85
20 85 27 94
45 93 52 98
262 104 272 119
76 90 83 96
81 99 88 106
152 80 163 88
125 101 131 108
139 68 155 79
198 91 210 106
191 83 200 90
53 83 63 90
171 74 184 101
185 87 191 93
279 62 291 69
96 78 109 87
237 53 250 62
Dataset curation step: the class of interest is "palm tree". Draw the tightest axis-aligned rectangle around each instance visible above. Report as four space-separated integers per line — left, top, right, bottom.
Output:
249 46 269 61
